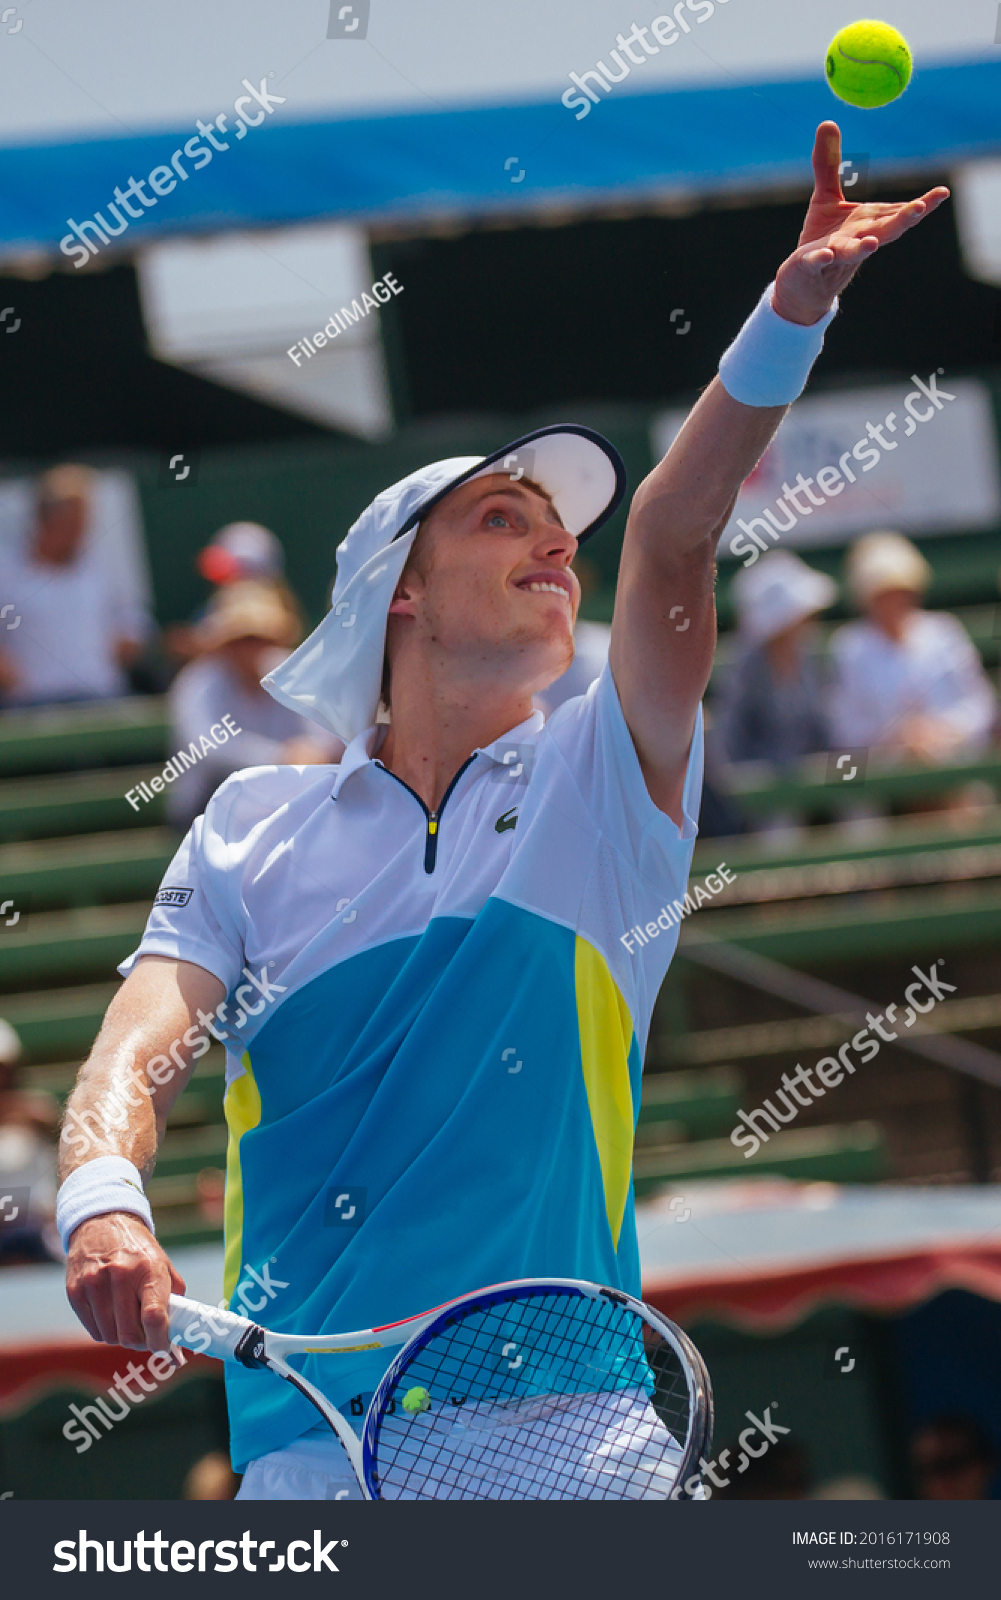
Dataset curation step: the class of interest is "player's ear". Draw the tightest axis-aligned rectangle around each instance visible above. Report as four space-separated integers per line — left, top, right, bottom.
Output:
387 575 421 618
387 546 429 618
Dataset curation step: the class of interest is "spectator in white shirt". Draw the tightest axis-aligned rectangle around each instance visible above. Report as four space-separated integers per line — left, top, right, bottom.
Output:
829 532 995 761
0 465 151 707
167 579 341 829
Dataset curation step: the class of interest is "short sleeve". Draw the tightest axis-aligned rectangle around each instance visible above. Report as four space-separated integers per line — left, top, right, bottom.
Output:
118 790 247 992
544 662 703 886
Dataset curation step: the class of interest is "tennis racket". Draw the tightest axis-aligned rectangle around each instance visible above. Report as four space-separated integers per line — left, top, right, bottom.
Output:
168 1277 712 1500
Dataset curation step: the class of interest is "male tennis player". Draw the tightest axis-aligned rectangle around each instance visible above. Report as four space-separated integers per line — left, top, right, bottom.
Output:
59 125 946 1498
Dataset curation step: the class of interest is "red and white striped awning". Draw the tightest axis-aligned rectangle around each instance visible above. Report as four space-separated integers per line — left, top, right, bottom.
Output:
639 1180 1001 1329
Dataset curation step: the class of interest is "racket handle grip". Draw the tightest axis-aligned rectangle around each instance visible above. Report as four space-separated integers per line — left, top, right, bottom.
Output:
168 1294 263 1364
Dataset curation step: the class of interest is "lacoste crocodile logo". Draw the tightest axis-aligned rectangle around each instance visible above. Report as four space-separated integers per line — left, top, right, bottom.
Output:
495 808 518 834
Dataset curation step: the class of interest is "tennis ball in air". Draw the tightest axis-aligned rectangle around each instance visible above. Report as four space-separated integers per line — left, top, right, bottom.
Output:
826 20 912 108
403 1385 430 1415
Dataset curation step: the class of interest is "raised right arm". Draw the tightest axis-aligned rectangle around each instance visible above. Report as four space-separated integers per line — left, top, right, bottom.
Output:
59 955 225 1350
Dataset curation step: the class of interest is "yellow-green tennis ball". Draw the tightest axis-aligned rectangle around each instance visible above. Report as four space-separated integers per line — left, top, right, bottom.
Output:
826 20 912 108
403 1385 430 1415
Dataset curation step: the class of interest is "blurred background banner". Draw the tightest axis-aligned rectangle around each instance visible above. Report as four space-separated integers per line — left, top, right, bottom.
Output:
653 380 1001 551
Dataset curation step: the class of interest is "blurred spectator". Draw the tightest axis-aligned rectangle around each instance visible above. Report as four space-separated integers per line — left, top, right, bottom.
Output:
812 1475 884 1500
716 551 836 769
167 580 341 831
695 763 747 839
912 1415 998 1500
830 532 996 762
195 1166 225 1227
0 1018 60 1266
182 1450 241 1500
0 465 152 707
717 1438 812 1499
165 522 296 670
197 521 285 586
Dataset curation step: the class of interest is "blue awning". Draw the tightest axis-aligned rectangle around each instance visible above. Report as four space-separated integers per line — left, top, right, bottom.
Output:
4 57 1000 259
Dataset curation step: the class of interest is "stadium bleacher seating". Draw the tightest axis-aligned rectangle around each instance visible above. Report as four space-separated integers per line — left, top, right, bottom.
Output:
2 671 997 1256
684 805 1001 962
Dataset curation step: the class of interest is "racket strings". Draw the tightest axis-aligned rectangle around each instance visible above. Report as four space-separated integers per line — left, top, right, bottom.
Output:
371 1291 691 1500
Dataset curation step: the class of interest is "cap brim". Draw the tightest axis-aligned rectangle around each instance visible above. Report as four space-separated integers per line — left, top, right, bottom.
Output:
395 424 626 545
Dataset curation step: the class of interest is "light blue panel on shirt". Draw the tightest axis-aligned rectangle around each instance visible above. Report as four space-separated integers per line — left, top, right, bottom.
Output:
225 900 641 1470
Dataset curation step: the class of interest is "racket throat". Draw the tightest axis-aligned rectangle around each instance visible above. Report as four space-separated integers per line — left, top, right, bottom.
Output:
233 1323 270 1368
271 1355 370 1495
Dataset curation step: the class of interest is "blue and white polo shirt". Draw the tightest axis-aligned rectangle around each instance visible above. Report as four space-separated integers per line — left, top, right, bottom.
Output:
123 665 703 1470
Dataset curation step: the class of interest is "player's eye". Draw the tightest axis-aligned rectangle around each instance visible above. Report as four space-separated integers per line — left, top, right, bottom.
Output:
486 512 510 528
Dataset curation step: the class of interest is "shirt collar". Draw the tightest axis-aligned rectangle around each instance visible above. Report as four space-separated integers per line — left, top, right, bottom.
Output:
330 709 544 799
330 724 388 799
474 710 545 766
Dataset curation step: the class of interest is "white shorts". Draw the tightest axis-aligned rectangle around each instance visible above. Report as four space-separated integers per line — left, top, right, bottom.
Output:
238 1427 365 1501
238 1390 695 1501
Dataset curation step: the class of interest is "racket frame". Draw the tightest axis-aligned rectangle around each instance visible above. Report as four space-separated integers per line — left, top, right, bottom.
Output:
168 1278 712 1502
361 1278 713 1501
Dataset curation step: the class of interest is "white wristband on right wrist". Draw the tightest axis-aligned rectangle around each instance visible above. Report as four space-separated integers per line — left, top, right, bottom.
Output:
56 1156 155 1254
718 281 838 407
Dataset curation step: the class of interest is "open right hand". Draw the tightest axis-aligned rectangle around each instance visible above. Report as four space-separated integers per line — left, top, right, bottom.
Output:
773 122 949 327
65 1212 186 1352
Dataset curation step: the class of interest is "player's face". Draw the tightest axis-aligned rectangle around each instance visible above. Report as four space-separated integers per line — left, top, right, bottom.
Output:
391 474 581 691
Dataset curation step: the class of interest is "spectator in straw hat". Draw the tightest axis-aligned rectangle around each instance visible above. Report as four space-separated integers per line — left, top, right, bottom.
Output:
829 532 995 761
165 522 297 670
167 581 341 829
717 549 836 771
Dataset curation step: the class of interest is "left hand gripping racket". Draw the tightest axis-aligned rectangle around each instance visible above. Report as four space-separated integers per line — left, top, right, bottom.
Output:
168 1277 713 1500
